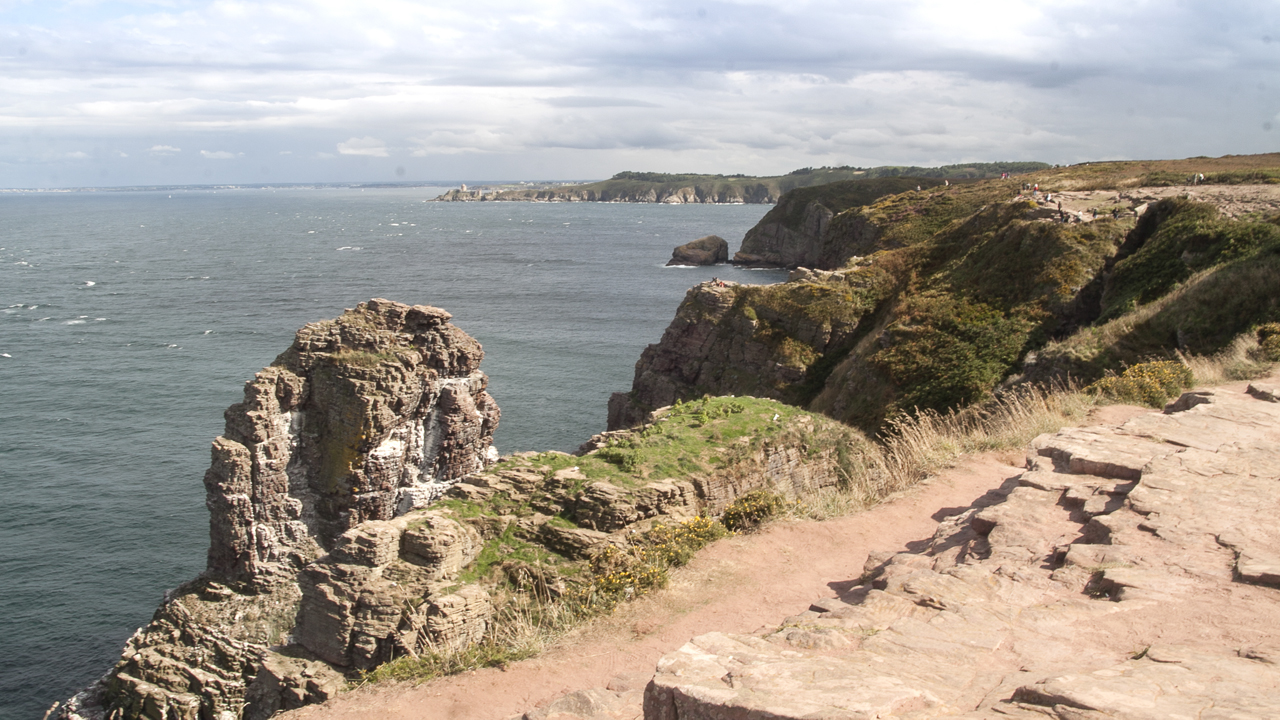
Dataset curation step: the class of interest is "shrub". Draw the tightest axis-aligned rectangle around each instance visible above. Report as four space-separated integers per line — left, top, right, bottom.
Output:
721 490 789 532
596 446 640 472
564 516 728 615
1258 323 1280 361
1084 361 1193 407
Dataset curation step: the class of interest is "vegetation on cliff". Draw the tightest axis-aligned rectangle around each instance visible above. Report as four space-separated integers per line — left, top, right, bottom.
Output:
614 153 1280 434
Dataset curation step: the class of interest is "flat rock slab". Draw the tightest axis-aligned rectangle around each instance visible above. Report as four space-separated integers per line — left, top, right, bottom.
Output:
643 386 1280 719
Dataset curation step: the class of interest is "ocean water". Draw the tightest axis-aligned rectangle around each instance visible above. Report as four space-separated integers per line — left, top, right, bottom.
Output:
0 187 783 718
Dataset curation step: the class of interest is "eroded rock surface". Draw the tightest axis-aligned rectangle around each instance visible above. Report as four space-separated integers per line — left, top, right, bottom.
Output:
49 299 501 720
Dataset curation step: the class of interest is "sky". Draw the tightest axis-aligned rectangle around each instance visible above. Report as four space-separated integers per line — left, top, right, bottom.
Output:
1 0 1278 188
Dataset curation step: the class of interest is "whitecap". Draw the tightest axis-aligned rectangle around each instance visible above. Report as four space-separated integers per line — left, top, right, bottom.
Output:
82 281 95 286
95 318 106 321
202 330 212 334
36 317 51 321
64 319 86 325
1 353 11 358
167 344 180 349
15 261 29 266
308 230 316 234
336 246 362 251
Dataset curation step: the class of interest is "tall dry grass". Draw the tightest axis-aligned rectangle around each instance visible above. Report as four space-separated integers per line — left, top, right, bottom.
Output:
793 384 1096 520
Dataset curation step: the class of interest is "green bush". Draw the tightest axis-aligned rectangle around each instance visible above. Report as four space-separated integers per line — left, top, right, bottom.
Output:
721 490 788 532
1258 323 1280 361
1084 361 1194 407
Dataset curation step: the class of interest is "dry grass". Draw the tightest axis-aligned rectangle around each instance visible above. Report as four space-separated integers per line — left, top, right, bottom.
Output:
1178 334 1273 385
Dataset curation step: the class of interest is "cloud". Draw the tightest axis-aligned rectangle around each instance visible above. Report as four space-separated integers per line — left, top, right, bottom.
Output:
199 150 241 159
3 1 1280 187
543 96 662 108
336 136 389 157
65 150 89 159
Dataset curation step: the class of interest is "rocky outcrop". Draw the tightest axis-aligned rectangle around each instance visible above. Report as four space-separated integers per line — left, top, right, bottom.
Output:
207 297 499 586
49 299 501 720
607 273 889 431
731 177 942 269
644 385 1280 719
665 235 728 266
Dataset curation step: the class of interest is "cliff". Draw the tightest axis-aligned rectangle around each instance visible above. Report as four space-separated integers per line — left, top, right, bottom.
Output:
730 177 947 268
611 154 1280 433
50 306 875 720
50 299 501 720
432 164 1047 204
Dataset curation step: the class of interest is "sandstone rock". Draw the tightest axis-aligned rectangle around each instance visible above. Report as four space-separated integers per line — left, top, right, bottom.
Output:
59 300 502 720
666 235 728 266
208 297 500 586
242 649 344 720
638 385 1280 720
400 512 483 579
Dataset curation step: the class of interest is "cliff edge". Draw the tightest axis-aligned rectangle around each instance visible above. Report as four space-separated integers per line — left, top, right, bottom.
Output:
49 299 501 720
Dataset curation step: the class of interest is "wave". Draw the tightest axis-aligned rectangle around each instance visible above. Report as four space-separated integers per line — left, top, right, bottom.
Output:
82 281 96 286
336 246 363 251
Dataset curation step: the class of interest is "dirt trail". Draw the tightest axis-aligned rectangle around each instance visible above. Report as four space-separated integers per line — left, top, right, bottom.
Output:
286 407 1163 720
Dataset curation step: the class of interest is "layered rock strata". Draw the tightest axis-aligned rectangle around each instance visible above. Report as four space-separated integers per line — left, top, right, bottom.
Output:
50 299 501 720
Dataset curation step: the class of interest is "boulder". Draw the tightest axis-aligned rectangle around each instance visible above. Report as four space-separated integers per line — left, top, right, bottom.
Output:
666 235 728 266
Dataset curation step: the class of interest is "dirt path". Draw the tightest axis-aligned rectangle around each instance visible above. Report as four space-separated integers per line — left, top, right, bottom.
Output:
286 401 1171 720
285 449 1035 720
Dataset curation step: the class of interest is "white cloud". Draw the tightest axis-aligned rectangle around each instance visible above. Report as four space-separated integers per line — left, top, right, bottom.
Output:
65 150 89 159
2 1 1279 186
336 136 389 157
199 150 241 159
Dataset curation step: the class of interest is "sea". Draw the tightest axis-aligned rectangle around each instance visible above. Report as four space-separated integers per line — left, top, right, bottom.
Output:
0 186 783 718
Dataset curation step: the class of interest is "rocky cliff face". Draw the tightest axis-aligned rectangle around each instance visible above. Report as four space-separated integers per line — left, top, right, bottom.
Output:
612 179 1156 433
50 299 500 720
731 177 945 269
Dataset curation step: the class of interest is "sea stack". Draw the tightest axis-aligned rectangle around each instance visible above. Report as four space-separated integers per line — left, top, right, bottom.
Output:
50 299 500 720
666 234 729 266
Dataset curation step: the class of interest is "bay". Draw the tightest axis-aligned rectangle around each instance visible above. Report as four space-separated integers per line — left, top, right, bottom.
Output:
0 187 782 718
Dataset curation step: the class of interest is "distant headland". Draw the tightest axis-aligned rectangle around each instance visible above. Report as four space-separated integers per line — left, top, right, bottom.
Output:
431 163 1049 204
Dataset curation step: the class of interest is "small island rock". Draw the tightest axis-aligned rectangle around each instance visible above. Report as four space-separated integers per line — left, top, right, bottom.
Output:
666 234 729 266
